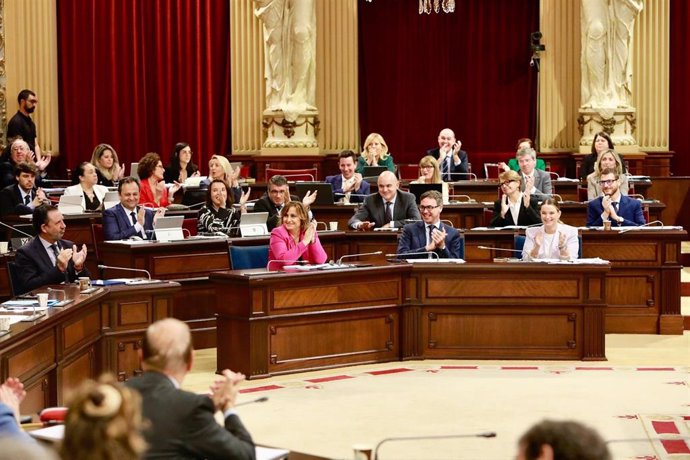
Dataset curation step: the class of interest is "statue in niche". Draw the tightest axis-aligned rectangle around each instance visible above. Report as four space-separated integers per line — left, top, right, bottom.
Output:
255 0 317 122
581 0 643 109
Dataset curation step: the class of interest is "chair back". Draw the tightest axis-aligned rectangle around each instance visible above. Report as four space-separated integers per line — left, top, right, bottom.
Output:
6 261 23 296
265 165 318 182
229 245 269 270
483 163 502 179
182 218 198 237
398 164 419 181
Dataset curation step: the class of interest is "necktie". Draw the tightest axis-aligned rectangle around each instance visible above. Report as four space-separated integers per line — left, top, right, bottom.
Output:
441 158 449 181
50 243 59 266
612 202 619 213
428 225 436 259
130 211 137 226
385 201 393 223
24 194 31 205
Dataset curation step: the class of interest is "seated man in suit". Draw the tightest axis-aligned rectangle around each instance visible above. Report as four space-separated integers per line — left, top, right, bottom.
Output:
324 150 370 203
586 168 645 227
14 204 89 294
514 147 552 201
253 175 316 232
0 162 49 217
397 190 462 259
102 177 160 240
426 128 468 181
126 318 255 460
348 171 421 230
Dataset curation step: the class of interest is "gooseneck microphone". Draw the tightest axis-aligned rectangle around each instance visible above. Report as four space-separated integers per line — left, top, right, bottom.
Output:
618 220 664 234
97 264 152 279
373 432 497 460
477 246 524 256
0 220 34 238
336 250 383 265
386 251 440 260
235 396 269 407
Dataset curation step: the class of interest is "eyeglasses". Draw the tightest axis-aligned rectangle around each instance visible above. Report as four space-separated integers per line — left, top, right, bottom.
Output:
499 180 517 187
420 165 434 170
598 179 617 186
418 205 440 211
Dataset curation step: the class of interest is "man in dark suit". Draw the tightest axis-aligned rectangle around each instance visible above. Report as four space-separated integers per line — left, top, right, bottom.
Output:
324 150 370 203
14 205 89 295
348 171 420 230
0 162 49 217
426 128 469 180
397 190 463 259
253 175 316 231
587 168 645 227
102 177 157 240
126 318 255 460
515 148 552 200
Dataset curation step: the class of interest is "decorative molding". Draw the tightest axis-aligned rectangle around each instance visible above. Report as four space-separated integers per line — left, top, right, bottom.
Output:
0 0 7 150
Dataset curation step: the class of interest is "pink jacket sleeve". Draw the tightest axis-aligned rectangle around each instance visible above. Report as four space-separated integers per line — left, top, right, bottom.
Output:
268 226 328 270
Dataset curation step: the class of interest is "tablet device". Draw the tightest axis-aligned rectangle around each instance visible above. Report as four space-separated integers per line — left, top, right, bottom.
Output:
240 212 269 237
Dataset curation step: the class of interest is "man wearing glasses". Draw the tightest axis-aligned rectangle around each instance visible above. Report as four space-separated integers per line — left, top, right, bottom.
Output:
396 190 462 259
586 168 645 226
6 89 43 158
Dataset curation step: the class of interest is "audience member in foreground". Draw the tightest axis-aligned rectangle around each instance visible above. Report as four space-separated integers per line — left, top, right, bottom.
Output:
348 171 420 230
0 162 49 217
268 201 327 271
516 419 611 460
355 132 395 174
197 179 250 236
426 128 468 180
91 143 124 187
60 375 146 460
137 153 181 207
489 170 540 227
14 205 89 294
397 190 462 259
126 318 255 460
522 199 579 260
254 175 316 232
586 149 628 200
324 150 369 203
0 377 32 441
63 162 109 211
103 177 160 240
586 168 645 227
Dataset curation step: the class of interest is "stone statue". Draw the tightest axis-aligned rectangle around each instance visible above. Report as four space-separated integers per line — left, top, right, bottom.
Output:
255 0 316 122
581 0 643 109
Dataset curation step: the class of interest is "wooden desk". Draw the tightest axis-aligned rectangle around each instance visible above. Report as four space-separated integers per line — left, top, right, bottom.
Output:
0 282 178 413
211 263 608 379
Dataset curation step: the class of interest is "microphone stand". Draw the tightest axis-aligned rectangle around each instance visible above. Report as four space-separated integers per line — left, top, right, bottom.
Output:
97 264 152 280
373 432 497 460
336 250 383 265
0 220 34 238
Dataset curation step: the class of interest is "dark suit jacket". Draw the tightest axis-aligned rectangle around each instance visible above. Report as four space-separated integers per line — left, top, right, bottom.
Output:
427 147 469 177
14 237 89 295
397 221 463 259
348 190 421 229
519 169 552 200
324 174 370 203
126 371 255 460
586 195 645 226
102 204 155 240
0 184 34 217
489 197 541 227
252 194 300 232
0 161 43 189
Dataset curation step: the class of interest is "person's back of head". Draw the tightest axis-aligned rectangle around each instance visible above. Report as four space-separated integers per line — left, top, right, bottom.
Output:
518 419 611 460
142 318 193 375
60 374 146 460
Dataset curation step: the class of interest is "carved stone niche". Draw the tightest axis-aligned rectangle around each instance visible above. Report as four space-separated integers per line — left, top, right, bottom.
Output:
260 109 320 156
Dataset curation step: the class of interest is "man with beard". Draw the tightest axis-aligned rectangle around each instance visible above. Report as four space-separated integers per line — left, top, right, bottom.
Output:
7 90 43 158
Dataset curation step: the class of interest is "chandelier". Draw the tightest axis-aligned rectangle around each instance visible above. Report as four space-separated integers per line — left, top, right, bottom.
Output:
364 0 456 14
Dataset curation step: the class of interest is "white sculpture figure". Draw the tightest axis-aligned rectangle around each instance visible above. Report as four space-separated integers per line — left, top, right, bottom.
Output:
581 0 643 109
255 0 316 122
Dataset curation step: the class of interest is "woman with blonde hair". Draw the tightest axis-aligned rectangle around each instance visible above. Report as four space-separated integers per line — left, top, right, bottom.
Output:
206 154 242 203
411 155 449 204
489 170 540 227
355 133 395 174
91 144 124 187
586 149 629 200
60 374 146 460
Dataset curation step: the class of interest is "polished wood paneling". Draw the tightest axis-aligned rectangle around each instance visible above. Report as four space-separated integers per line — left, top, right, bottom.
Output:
58 346 96 401
7 333 55 381
62 307 100 354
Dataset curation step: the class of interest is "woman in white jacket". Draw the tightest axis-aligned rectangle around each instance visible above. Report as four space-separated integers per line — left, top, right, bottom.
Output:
64 162 109 211
522 198 579 260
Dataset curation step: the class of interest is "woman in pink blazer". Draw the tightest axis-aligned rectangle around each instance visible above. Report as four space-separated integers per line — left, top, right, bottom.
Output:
268 201 327 271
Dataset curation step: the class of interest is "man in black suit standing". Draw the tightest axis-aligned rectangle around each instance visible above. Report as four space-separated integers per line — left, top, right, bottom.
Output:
348 171 420 230
14 204 89 295
0 162 49 217
426 128 468 180
126 318 255 460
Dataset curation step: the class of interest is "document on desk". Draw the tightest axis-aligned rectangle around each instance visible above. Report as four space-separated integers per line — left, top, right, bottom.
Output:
405 258 466 264
528 257 609 265
282 264 332 271
256 446 290 460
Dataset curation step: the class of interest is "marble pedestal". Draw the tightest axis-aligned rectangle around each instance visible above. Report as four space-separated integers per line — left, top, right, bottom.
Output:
260 110 320 156
578 107 638 153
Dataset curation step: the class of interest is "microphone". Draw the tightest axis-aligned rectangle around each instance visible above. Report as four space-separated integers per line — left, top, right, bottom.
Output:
0 220 34 238
618 220 664 234
386 251 440 260
373 432 497 460
550 194 564 203
448 172 478 181
440 220 454 228
235 396 269 407
477 246 525 255
314 221 328 231
449 194 476 203
97 264 152 280
547 171 560 179
336 250 382 265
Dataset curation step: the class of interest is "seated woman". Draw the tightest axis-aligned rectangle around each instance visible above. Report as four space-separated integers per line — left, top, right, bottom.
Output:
268 201 327 271
206 155 242 203
579 131 628 180
489 170 540 227
197 179 250 236
63 162 109 211
586 149 629 200
164 142 199 184
522 198 579 260
60 375 146 460
91 143 124 187
355 133 395 174
499 138 547 172
137 152 181 207
411 155 449 204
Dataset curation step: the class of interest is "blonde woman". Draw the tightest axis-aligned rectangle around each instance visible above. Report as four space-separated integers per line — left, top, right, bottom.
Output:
586 149 629 200
355 133 395 174
91 143 124 187
205 154 242 203
411 155 449 204
489 170 540 227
